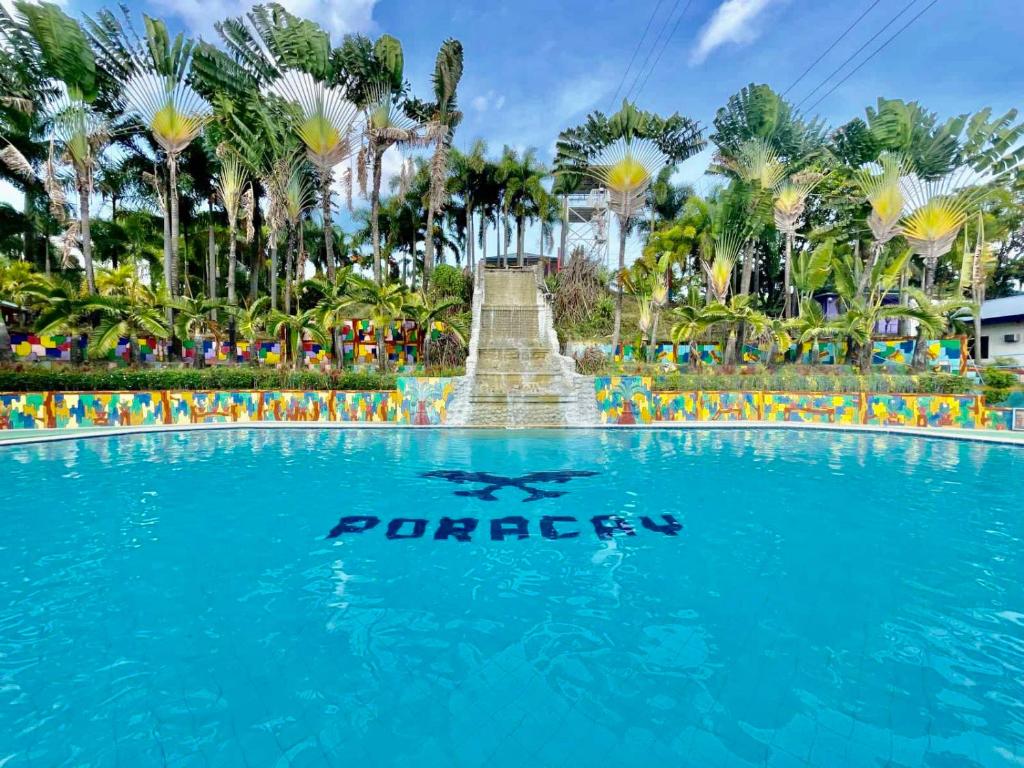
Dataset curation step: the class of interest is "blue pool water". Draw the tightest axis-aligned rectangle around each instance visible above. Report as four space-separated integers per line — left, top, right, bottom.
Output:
2 428 1023 767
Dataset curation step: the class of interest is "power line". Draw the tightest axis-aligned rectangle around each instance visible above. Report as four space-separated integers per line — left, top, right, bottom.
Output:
781 0 883 97
793 0 920 111
608 0 669 111
803 0 940 114
621 0 685 104
630 0 696 102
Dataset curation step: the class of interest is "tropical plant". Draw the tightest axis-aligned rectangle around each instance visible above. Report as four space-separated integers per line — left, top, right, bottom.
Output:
267 307 328 370
305 271 354 369
170 294 227 368
411 38 463 290
959 212 996 363
345 275 409 371
79 293 169 362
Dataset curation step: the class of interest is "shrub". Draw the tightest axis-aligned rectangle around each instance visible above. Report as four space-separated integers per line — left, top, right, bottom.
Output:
0 366 399 392
576 347 607 375
913 372 973 394
429 264 471 305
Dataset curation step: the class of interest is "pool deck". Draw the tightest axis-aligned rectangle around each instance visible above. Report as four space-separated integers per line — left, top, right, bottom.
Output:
1 420 1023 446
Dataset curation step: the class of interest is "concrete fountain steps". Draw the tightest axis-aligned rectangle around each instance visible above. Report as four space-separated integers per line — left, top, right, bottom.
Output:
455 266 599 427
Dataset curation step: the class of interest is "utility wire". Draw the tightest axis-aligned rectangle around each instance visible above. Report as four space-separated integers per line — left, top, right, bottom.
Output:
793 0 920 110
631 0 697 101
781 0 883 96
621 0 685 103
608 0 668 111
803 0 939 114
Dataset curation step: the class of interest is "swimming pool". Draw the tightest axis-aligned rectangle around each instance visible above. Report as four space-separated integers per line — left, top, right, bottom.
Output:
2 428 1022 766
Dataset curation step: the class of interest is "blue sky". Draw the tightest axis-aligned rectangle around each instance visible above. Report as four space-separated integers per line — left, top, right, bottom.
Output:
6 0 1024 263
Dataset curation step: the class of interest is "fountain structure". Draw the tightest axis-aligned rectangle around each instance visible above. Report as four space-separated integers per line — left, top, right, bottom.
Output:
448 263 599 428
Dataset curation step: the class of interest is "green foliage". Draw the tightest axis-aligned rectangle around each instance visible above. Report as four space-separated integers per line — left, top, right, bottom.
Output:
428 264 470 304
17 1 96 101
981 367 1016 405
648 368 974 395
0 366 399 392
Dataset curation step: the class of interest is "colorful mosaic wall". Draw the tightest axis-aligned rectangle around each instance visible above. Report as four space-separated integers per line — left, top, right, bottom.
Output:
872 337 967 374
396 377 458 426
9 333 84 362
0 377 457 431
594 377 1006 432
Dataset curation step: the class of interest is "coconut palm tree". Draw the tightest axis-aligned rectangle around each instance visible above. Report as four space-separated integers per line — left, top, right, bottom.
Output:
411 38 463 291
496 146 549 267
448 139 489 270
14 1 109 294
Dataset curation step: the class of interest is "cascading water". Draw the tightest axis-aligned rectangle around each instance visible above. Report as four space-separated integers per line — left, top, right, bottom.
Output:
449 263 599 428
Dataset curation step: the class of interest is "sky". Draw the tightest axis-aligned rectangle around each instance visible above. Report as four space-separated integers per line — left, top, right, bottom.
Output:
4 0 1024 266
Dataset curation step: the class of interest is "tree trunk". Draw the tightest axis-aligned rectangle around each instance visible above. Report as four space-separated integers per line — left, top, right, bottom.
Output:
859 336 873 374
974 315 983 364
481 215 488 266
168 158 180 297
162 185 171 295
110 196 119 269
0 312 11 363
270 233 278 311
250 194 261 302
207 200 217 304
739 241 754 296
424 204 436 292
466 200 475 271
193 332 204 369
78 180 96 295
297 222 306 296
285 224 295 315
227 227 237 306
227 227 237 367
724 329 738 366
782 233 793 318
516 215 525 267
371 144 384 283
322 170 335 281
376 326 387 372
559 194 568 267
610 218 627 352
648 310 661 364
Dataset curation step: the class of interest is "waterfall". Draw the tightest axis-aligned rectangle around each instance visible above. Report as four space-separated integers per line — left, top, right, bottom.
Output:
449 262 599 428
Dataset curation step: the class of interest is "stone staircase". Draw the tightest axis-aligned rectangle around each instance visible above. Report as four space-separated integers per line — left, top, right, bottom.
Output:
449 265 598 427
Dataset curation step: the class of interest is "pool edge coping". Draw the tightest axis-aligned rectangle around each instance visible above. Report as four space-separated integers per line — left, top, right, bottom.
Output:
1 420 1022 447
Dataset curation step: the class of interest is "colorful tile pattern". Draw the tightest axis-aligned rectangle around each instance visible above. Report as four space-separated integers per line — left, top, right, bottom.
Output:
0 393 48 428
10 332 84 362
762 393 861 424
53 391 166 428
698 391 759 421
594 377 655 424
396 377 458 425
652 391 698 422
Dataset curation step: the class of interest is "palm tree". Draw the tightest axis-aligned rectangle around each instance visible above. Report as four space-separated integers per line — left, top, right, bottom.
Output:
306 271 353 369
704 294 771 366
232 296 269 364
269 70 360 283
669 304 710 370
960 212 996 364
214 146 250 309
773 171 822 317
346 275 409 371
402 291 464 368
496 146 548 267
413 38 463 291
851 151 909 297
79 293 170 363
0 256 39 361
119 31 212 302
267 307 328 370
359 39 421 283
449 139 490 270
170 294 227 368
586 137 668 350
15 1 108 294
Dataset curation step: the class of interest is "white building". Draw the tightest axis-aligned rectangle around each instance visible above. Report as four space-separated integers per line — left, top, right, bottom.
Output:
978 295 1024 364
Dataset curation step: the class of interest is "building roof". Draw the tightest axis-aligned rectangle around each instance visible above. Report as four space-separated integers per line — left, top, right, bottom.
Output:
980 295 1024 323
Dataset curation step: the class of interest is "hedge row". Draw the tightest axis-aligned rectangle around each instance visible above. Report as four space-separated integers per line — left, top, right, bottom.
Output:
0 367 398 392
650 371 974 395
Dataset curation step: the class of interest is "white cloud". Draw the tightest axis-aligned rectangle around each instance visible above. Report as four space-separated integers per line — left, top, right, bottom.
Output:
146 0 378 39
690 0 776 65
554 75 610 120
471 90 505 113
